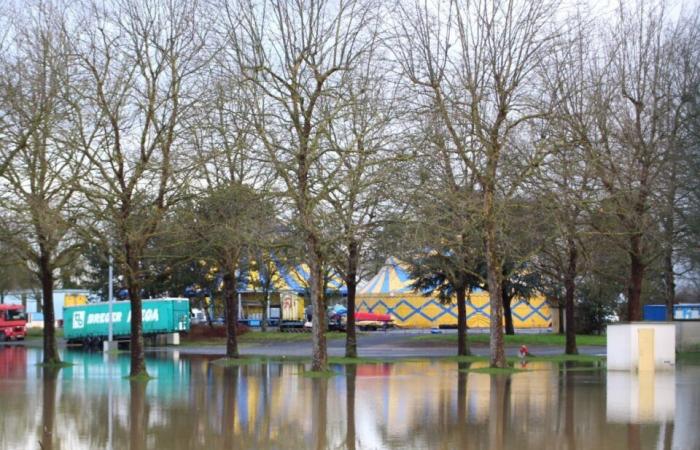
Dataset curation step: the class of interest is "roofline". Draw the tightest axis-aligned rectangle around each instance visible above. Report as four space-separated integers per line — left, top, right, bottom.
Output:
1 288 91 296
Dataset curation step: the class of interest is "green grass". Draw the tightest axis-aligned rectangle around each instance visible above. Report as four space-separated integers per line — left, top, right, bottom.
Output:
460 366 525 375
431 355 490 363
677 351 700 364
182 331 349 345
179 338 229 347
557 366 606 372
212 356 271 366
25 328 64 338
519 354 605 363
125 373 154 381
36 361 74 368
411 333 606 346
328 356 394 365
237 331 347 343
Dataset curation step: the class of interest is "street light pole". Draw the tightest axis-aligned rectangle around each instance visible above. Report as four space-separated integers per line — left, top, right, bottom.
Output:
108 253 113 342
104 252 117 352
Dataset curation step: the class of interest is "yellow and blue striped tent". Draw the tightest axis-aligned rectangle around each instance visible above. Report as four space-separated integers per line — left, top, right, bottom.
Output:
238 260 346 295
357 257 551 329
358 257 414 295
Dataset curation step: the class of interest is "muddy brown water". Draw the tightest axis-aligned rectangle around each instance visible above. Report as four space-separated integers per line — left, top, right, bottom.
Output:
0 347 698 450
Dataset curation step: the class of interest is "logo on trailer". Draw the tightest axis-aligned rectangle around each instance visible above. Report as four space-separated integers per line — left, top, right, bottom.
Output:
72 311 85 329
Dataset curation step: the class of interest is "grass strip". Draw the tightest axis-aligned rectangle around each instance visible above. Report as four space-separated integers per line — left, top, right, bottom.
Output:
36 361 74 368
677 351 700 364
411 333 606 346
460 366 525 375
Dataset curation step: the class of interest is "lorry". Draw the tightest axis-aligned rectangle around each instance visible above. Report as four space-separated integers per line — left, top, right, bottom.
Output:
0 304 27 341
63 298 190 346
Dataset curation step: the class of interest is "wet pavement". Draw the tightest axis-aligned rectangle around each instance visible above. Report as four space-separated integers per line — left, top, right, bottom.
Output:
0 346 698 450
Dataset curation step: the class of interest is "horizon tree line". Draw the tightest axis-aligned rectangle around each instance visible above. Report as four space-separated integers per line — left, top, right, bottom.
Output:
0 0 698 373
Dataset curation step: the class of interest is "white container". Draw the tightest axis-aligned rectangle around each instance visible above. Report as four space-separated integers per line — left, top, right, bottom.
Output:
607 322 675 371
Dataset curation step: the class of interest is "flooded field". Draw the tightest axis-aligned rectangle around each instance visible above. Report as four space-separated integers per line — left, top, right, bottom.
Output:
0 347 698 450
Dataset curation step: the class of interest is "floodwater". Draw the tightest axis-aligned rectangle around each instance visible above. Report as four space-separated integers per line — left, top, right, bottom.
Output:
0 347 698 450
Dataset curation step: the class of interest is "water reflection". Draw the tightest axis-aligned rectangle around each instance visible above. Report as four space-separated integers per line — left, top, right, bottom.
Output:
0 347 698 450
40 367 59 450
606 370 675 424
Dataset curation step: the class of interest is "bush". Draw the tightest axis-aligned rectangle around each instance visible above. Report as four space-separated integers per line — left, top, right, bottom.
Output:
185 323 249 339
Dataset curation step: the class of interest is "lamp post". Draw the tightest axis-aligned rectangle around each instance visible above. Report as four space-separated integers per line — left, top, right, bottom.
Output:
104 252 118 352
108 253 113 341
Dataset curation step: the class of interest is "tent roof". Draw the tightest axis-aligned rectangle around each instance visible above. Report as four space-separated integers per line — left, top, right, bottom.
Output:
238 259 346 295
358 257 415 295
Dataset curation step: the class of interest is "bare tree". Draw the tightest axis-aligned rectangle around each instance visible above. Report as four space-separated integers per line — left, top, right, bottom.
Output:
184 184 274 358
0 4 84 364
182 58 274 355
582 1 698 321
395 0 558 367
71 0 209 377
229 0 379 370
531 15 600 354
324 38 398 358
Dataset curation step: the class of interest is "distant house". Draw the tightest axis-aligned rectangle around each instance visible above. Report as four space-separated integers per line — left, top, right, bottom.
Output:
0 289 90 325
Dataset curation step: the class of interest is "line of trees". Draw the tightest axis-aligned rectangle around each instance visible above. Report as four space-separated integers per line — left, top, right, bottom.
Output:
0 0 698 372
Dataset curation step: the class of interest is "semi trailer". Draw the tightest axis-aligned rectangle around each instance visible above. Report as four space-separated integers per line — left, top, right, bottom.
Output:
63 298 190 346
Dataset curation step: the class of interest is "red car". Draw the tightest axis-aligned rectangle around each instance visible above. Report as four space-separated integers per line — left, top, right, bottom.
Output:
0 305 27 341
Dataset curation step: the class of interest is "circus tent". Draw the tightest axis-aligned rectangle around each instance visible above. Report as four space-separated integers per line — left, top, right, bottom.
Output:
357 257 551 329
237 259 346 295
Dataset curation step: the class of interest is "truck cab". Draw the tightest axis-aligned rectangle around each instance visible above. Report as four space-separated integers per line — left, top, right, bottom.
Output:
0 305 28 341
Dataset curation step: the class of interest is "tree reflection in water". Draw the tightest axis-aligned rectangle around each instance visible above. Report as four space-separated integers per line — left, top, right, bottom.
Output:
222 366 238 449
40 367 59 450
488 374 509 450
2 348 698 450
129 380 148 450
311 376 328 450
345 365 357 450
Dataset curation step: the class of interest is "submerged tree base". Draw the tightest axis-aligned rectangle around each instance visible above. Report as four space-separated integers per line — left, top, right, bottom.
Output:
37 361 73 368
125 373 153 381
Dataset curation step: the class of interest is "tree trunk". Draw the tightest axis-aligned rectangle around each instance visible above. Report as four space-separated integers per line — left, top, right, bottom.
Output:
308 236 328 371
128 284 147 377
558 300 565 334
456 285 470 356
345 240 359 358
125 244 147 378
39 252 60 365
662 149 678 321
628 234 645 322
663 252 675 321
261 292 269 332
204 296 214 329
564 236 578 355
484 204 506 367
502 286 515 336
483 147 506 367
224 272 239 358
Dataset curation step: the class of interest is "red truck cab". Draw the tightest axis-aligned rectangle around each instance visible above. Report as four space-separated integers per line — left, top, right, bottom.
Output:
0 305 27 341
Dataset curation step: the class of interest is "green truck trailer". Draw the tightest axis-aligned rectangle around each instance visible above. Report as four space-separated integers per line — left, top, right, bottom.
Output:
63 298 190 345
